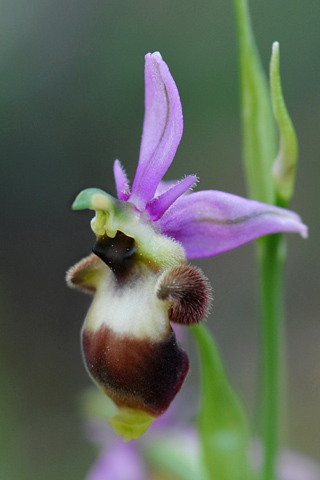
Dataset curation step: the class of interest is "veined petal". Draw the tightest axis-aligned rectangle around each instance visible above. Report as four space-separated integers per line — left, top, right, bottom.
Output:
130 52 183 210
113 160 130 201
156 190 308 259
146 175 197 221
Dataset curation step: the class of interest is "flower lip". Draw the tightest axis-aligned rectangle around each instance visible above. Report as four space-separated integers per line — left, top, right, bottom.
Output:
82 325 189 419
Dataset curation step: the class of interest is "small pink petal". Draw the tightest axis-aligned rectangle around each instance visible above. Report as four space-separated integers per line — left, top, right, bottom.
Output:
155 180 178 196
113 160 130 201
146 175 197 221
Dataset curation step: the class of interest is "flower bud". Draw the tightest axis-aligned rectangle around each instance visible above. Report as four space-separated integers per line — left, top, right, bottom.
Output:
270 42 298 205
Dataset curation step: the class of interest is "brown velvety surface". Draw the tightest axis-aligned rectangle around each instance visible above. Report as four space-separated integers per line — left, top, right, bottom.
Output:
82 326 189 416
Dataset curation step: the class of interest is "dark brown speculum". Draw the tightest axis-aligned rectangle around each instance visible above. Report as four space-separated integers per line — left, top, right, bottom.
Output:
92 231 137 282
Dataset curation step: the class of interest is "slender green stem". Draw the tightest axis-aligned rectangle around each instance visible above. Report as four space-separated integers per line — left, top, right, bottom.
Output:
257 234 286 480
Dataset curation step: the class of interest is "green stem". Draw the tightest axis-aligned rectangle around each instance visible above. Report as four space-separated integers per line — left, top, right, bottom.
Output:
257 234 286 480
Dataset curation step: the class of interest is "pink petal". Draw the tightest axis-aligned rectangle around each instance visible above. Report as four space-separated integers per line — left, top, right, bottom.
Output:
146 175 197 221
155 180 179 196
86 441 147 480
113 160 130 201
156 190 308 259
278 450 320 480
130 52 183 210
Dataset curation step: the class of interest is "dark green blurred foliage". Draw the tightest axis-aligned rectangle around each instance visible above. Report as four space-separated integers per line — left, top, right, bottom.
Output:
1 1 319 478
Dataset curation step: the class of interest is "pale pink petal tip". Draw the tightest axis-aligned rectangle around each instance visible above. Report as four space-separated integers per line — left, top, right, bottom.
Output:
151 51 162 61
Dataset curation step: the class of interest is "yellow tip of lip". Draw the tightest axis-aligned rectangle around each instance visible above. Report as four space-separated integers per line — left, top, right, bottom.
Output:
109 408 154 441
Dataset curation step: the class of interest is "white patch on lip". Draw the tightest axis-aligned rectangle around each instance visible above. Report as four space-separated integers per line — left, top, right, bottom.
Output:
84 267 170 341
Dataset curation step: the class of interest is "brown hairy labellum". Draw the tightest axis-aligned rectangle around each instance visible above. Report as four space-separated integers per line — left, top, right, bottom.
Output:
156 264 212 325
67 230 211 438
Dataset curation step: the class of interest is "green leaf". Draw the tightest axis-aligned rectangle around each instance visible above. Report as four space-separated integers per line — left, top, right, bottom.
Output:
191 324 252 480
234 0 276 204
270 42 298 205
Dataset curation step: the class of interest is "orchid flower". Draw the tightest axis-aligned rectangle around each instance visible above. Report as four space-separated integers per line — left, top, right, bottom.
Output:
66 52 307 442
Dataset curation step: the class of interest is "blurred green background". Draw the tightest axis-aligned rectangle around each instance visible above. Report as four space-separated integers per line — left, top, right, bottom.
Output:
1 0 319 478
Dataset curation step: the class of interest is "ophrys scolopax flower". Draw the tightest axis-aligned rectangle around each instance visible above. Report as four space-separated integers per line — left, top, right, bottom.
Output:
66 52 307 441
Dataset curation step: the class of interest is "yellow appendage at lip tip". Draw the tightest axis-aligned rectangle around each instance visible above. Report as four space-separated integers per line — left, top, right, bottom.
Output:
109 408 155 442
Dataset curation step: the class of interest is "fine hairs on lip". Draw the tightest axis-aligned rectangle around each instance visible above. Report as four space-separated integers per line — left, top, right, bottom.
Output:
156 264 213 326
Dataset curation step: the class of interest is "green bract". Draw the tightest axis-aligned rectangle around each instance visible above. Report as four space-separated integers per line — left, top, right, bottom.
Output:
192 325 251 480
270 42 298 205
234 0 276 204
